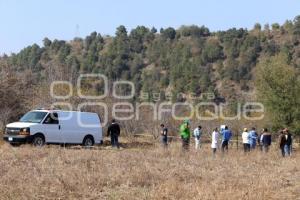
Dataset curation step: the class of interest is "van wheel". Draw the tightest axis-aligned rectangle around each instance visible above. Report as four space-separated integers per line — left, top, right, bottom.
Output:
10 143 20 147
32 135 45 147
83 136 94 147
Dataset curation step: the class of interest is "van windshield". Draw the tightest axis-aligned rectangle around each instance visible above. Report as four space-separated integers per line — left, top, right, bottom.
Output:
19 111 48 123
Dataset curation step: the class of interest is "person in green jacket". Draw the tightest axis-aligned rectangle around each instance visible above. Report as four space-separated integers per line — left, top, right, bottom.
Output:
180 119 191 151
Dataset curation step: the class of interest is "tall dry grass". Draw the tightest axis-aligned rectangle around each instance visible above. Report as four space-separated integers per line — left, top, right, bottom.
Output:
0 139 299 200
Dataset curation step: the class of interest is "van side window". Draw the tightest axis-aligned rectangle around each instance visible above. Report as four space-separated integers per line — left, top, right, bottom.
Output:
43 113 59 124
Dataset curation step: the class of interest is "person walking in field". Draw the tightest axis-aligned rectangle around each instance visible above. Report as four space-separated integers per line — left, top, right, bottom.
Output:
193 125 202 150
249 127 258 149
180 120 191 151
160 124 168 148
283 128 293 156
242 128 251 153
107 119 121 149
261 128 271 153
258 129 264 151
278 130 286 157
220 126 232 153
211 128 219 156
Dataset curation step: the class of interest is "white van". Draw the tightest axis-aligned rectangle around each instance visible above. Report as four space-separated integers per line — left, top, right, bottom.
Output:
3 109 103 147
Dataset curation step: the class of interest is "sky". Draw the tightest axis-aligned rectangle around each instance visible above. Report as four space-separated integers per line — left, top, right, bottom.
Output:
0 0 299 55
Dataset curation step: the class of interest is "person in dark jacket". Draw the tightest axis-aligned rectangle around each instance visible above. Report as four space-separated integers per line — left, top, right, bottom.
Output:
278 130 286 157
261 128 272 153
160 124 168 147
107 119 120 148
283 128 293 156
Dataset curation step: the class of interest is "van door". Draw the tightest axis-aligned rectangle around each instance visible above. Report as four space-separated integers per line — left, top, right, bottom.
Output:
59 111 78 144
42 113 61 143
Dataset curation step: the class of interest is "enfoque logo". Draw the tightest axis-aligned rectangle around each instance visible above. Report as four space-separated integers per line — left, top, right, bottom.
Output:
50 74 265 126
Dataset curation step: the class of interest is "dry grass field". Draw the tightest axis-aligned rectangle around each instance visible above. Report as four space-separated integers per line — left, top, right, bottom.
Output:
0 138 299 200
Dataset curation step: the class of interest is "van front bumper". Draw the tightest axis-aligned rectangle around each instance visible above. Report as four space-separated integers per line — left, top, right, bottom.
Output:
3 135 33 144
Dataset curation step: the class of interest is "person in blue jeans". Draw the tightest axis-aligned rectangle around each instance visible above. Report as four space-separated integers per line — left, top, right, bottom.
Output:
249 127 258 150
283 128 292 156
221 126 232 153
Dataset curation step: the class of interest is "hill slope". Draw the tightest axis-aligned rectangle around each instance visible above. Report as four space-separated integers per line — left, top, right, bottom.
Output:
1 16 300 127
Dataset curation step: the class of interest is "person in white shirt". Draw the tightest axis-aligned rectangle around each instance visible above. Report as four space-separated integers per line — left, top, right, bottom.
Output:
242 128 251 152
211 128 219 155
193 126 202 150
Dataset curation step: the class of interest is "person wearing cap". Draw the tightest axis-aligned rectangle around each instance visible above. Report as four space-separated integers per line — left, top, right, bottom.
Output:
249 127 258 149
193 125 202 150
220 126 232 153
160 124 168 148
242 128 251 153
179 119 191 151
283 128 293 156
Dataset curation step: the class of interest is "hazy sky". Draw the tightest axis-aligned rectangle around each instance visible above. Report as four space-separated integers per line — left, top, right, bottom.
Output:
0 0 299 54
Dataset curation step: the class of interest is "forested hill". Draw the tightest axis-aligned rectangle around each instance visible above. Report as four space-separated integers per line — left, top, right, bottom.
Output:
1 16 300 104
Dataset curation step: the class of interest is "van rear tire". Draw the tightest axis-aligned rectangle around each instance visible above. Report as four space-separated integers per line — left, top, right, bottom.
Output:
82 136 94 147
10 143 21 147
32 134 45 147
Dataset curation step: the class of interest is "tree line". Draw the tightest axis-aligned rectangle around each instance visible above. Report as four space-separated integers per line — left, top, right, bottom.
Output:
1 16 300 133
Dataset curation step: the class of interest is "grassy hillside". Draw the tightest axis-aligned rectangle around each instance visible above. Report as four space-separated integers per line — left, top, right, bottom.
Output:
1 17 300 101
1 16 300 131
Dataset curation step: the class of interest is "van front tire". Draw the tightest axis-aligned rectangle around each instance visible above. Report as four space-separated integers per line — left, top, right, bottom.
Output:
82 136 94 147
32 134 45 147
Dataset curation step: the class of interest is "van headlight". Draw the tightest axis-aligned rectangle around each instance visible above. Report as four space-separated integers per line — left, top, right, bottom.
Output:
20 127 30 135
